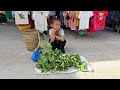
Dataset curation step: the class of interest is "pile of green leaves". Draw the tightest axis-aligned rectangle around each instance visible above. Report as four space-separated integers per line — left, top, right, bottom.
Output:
36 42 87 73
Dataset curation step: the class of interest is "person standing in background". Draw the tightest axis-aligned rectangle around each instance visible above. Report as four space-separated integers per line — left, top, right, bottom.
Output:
55 11 60 19
0 11 7 24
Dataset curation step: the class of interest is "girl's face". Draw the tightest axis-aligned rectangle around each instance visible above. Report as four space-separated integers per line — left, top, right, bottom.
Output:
51 21 61 31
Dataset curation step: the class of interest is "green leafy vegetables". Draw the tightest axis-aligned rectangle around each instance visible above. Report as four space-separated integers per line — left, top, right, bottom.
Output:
36 42 87 73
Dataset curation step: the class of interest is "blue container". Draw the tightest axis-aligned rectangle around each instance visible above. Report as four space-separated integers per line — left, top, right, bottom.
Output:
31 50 43 62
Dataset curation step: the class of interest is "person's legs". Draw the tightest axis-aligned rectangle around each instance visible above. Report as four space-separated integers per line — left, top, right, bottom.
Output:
55 11 60 19
49 40 58 50
58 40 66 53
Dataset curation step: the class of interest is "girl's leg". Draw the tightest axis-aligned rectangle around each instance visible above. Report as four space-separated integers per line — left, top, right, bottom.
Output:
58 40 66 53
49 39 58 50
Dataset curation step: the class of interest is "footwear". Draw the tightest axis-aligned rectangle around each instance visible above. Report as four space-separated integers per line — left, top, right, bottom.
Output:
63 51 65 54
62 49 65 53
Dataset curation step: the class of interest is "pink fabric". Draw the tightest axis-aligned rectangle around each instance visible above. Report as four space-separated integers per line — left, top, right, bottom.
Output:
87 16 95 33
93 11 108 30
87 11 108 33
70 18 75 30
74 30 77 32
70 12 76 30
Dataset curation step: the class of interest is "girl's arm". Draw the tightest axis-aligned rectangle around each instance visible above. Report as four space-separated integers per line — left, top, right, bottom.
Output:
55 29 65 41
55 35 65 42
50 29 56 43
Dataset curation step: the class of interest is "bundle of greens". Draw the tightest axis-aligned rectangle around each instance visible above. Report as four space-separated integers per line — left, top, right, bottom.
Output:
36 42 87 73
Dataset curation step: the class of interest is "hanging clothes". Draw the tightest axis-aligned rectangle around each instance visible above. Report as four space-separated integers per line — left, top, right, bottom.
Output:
75 11 80 27
73 11 78 30
48 11 55 17
12 11 15 17
88 11 108 33
64 11 70 28
93 11 108 30
14 11 29 25
70 11 76 30
110 11 120 30
28 11 35 29
32 11 49 32
5 11 13 20
111 11 120 22
63 11 67 26
106 11 114 25
78 11 93 30
88 16 95 32
55 11 60 19
74 11 80 32
64 11 70 27
60 11 65 26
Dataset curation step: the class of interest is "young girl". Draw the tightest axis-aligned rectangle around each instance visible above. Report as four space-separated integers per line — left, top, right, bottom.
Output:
49 18 66 53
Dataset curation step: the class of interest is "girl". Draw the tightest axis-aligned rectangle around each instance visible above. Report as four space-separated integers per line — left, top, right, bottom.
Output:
49 18 66 53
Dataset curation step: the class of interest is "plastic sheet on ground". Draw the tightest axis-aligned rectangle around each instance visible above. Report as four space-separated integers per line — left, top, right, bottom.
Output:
35 56 93 75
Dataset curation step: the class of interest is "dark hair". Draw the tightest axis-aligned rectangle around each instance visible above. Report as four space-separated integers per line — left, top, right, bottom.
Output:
51 18 61 25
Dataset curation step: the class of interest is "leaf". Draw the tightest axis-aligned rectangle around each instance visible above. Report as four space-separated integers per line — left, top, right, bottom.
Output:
36 43 87 73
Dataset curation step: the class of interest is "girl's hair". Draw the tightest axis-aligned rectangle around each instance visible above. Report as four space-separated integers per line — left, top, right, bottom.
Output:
51 17 61 25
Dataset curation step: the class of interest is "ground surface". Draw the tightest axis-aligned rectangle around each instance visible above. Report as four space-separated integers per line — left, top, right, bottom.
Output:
0 23 120 79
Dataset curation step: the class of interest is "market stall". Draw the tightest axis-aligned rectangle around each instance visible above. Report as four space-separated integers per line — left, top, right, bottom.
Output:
13 11 96 74
62 11 108 38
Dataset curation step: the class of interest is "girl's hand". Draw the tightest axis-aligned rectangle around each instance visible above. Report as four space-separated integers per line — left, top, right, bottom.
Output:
50 29 56 42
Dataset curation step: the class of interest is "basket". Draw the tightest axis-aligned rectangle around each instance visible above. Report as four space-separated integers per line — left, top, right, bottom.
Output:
22 29 40 52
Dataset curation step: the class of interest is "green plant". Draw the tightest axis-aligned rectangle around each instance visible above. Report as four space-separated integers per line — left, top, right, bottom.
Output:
36 42 87 73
